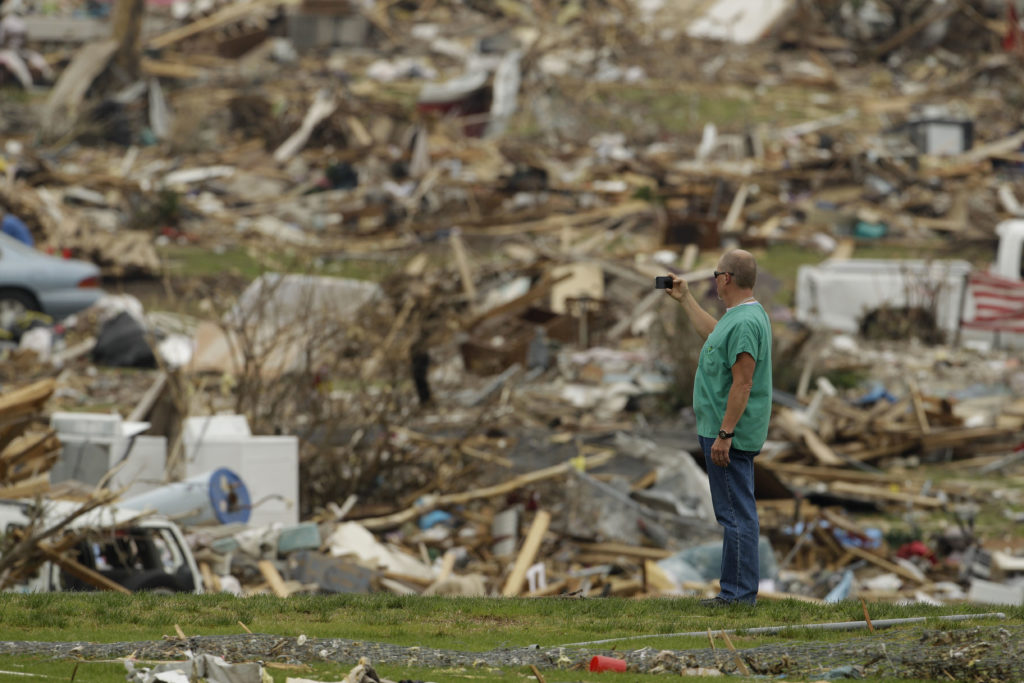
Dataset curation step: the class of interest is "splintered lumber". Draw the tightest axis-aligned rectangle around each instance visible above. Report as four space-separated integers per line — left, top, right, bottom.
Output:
5 451 59 484
465 201 655 237
0 431 60 475
258 560 291 598
820 508 873 539
525 578 568 597
358 451 613 530
600 578 644 597
38 543 131 593
870 1 959 58
576 542 672 561
436 549 458 583
920 426 1012 450
360 295 415 379
0 379 57 417
0 473 50 499
828 481 945 508
274 88 337 163
111 0 145 78
41 39 119 140
643 560 679 593
502 509 551 597
449 228 477 307
463 270 571 330
843 545 926 584
146 0 287 50
199 561 220 593
757 590 826 605
774 407 844 466
906 376 930 433
719 630 750 677
141 57 206 80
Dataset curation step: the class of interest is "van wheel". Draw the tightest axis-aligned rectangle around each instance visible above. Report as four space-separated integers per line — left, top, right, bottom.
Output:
0 289 39 331
123 572 181 593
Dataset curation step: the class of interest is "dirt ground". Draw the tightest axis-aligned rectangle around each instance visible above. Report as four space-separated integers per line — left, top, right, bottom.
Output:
1 624 1022 681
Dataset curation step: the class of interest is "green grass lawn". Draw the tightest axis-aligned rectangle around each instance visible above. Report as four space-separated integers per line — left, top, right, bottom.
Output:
0 593 1017 682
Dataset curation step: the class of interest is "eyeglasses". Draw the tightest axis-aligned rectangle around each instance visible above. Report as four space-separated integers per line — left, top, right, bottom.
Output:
713 271 733 279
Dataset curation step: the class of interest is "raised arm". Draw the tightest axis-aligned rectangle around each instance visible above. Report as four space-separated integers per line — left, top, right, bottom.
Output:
664 274 717 340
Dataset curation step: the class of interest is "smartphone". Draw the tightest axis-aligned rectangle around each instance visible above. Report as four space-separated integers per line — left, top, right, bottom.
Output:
654 276 673 289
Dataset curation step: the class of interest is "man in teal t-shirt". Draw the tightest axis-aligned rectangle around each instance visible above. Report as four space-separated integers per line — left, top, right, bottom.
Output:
663 249 772 606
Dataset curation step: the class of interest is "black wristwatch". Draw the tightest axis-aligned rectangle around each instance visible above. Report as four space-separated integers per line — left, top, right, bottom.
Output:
718 429 734 439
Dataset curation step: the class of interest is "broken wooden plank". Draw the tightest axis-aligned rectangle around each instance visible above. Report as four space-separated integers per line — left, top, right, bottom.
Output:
258 560 291 598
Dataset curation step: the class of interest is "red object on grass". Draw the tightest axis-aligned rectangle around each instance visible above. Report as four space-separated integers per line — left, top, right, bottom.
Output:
896 540 938 566
589 656 627 673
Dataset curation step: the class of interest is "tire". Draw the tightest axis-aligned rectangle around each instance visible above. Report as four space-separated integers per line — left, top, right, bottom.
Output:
0 288 40 332
121 570 183 593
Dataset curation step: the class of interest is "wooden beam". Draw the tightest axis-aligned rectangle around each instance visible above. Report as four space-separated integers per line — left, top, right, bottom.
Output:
502 510 550 597
358 451 613 531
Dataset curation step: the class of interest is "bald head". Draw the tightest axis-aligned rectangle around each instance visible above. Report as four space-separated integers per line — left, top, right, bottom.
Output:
719 249 757 289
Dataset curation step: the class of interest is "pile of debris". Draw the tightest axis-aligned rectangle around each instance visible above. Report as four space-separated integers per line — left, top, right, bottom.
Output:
2 0 1024 276
0 0 1023 607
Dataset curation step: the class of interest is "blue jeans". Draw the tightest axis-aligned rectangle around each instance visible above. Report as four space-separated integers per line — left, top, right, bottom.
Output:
698 435 760 605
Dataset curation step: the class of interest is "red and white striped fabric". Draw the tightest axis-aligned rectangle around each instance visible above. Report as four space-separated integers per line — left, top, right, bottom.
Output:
962 271 1024 333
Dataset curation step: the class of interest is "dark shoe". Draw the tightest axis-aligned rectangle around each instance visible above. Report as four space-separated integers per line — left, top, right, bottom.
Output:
699 596 733 608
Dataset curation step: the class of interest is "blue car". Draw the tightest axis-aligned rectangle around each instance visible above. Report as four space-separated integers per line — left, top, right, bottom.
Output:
0 233 105 331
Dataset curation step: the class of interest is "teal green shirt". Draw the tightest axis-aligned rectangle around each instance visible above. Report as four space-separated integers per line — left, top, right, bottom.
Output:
693 302 772 452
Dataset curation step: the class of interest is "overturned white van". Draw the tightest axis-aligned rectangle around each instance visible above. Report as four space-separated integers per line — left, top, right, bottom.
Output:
0 499 204 594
